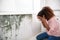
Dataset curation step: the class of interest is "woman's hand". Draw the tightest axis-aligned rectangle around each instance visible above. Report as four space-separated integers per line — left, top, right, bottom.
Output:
37 15 50 31
37 15 46 22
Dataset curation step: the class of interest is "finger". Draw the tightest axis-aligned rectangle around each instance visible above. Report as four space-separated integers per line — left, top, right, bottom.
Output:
38 16 42 19
43 15 45 19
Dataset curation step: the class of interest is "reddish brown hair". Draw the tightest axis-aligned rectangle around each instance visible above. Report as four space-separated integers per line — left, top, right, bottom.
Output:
37 6 55 20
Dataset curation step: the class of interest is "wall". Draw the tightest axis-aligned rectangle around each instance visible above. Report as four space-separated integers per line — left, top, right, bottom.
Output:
0 0 60 40
0 15 32 40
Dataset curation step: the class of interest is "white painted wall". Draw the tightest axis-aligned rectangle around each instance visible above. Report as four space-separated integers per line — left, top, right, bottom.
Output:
45 0 60 9
0 0 33 13
0 0 60 40
0 0 15 11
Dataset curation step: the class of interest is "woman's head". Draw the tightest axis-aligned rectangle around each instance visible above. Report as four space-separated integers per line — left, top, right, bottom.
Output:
37 6 55 20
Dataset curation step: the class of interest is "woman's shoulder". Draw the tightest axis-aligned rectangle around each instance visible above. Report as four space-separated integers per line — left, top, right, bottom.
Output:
48 16 55 22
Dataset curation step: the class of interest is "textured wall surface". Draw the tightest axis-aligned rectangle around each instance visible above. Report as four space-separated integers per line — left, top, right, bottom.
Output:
0 14 32 40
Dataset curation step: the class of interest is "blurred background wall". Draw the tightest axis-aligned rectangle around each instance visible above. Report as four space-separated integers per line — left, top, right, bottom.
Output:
0 0 60 40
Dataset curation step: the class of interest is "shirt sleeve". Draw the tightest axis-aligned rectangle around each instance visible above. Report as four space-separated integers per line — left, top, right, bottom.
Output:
47 19 60 35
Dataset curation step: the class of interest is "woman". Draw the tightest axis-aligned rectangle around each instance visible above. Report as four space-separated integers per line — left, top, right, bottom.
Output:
36 6 60 40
